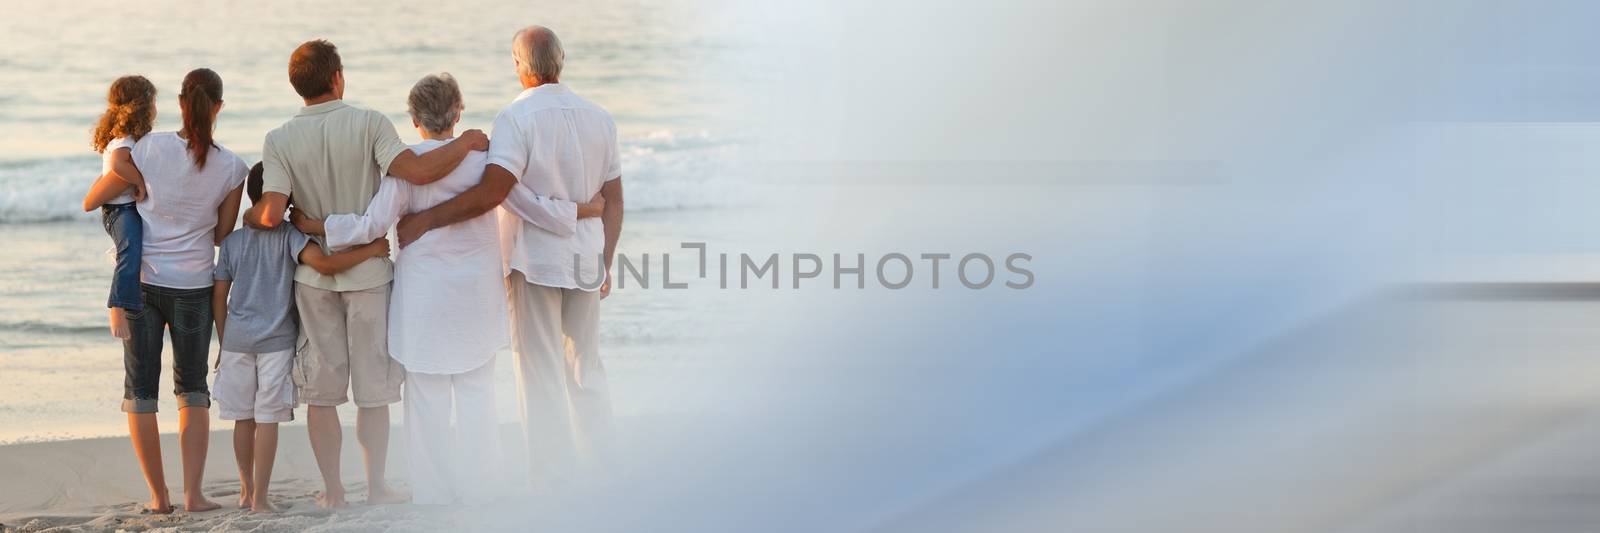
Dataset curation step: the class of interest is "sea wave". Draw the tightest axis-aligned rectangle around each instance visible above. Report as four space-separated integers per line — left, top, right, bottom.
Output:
0 155 102 224
0 130 747 224
0 319 105 336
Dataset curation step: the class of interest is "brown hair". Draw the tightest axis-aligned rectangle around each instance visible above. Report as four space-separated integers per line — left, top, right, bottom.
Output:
246 162 264 204
179 68 224 169
288 40 341 99
90 76 157 153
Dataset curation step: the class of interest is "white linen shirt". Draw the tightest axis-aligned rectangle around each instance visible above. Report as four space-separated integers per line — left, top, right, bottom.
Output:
487 83 621 290
323 139 573 374
132 132 249 289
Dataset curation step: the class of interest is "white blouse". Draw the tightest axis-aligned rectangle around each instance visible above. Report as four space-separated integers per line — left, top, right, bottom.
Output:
324 138 573 374
132 132 248 289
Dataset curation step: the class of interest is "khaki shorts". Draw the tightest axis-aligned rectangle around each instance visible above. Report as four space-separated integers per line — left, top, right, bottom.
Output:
293 282 403 407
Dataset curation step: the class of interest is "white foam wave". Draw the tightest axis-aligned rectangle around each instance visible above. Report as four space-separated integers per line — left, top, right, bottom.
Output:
0 131 746 224
620 130 750 212
0 156 103 223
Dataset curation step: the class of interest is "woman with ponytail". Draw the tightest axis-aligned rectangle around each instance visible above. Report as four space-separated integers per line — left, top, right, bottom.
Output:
117 67 249 514
178 69 222 169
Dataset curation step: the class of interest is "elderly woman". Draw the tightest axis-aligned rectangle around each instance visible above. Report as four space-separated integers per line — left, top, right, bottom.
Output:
294 73 595 504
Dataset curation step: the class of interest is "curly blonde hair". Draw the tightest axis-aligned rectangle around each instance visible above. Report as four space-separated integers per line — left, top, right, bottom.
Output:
91 75 157 153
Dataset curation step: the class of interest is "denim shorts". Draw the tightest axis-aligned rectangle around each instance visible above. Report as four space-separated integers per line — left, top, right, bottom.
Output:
121 283 212 413
100 202 144 311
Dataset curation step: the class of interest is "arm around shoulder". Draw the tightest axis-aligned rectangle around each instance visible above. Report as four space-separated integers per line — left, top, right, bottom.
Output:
395 163 516 247
249 136 292 228
244 192 288 229
386 129 489 185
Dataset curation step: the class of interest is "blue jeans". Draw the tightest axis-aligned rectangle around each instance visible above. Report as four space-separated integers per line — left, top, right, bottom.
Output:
100 202 144 311
121 284 213 413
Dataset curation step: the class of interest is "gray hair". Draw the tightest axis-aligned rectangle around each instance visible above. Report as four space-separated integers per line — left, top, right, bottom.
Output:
512 26 564 82
407 73 463 134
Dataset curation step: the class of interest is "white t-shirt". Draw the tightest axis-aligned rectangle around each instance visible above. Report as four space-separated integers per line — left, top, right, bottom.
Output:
132 132 249 289
102 136 137 205
487 83 620 291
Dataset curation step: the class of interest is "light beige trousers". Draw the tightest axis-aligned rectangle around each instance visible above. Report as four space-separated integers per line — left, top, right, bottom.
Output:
508 276 613 485
293 282 403 407
404 360 501 505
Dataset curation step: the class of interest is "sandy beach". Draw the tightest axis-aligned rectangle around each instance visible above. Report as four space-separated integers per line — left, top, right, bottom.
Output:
0 422 537 532
0 416 694 532
21 291 1600 533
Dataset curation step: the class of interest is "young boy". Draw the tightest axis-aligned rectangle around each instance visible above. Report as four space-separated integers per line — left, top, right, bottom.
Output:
212 162 390 513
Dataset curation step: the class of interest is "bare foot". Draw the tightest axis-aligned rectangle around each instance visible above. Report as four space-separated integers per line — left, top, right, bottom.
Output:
314 490 348 509
184 496 222 513
365 484 410 505
250 498 278 513
238 490 251 509
109 308 130 339
142 490 174 514
141 500 174 515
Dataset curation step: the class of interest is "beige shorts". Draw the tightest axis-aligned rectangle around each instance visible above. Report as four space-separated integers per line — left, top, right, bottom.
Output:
214 348 296 423
293 282 404 407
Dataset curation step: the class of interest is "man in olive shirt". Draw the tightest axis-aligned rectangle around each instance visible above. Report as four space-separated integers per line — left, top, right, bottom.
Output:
242 39 487 508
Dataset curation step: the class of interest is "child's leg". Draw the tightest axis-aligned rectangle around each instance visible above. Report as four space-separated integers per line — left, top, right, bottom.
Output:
251 348 296 513
251 422 280 512
233 419 256 508
102 204 143 338
216 349 256 508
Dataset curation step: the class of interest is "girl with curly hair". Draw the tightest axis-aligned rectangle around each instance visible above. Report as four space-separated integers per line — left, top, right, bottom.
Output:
82 75 158 339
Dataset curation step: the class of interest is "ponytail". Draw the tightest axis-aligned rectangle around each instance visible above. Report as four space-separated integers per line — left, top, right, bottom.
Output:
179 68 224 169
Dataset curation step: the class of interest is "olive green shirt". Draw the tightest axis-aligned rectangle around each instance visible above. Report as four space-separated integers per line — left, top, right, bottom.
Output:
260 99 409 291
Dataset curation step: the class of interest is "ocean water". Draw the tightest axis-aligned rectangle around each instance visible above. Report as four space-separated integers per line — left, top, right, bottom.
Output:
0 0 757 443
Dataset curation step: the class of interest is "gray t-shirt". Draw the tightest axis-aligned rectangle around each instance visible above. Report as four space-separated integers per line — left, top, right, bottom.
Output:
214 224 313 353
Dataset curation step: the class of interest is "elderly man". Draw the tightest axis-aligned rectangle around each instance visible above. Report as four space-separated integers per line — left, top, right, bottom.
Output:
397 25 624 487
243 39 489 508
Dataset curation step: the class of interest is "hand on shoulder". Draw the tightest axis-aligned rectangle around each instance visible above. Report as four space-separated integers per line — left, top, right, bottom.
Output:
458 129 489 152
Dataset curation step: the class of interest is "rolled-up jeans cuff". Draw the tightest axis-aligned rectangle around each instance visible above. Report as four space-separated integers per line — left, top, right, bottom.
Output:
175 392 211 410
121 398 158 414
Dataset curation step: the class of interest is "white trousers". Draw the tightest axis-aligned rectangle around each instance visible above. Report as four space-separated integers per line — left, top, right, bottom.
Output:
403 359 502 505
508 277 613 485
